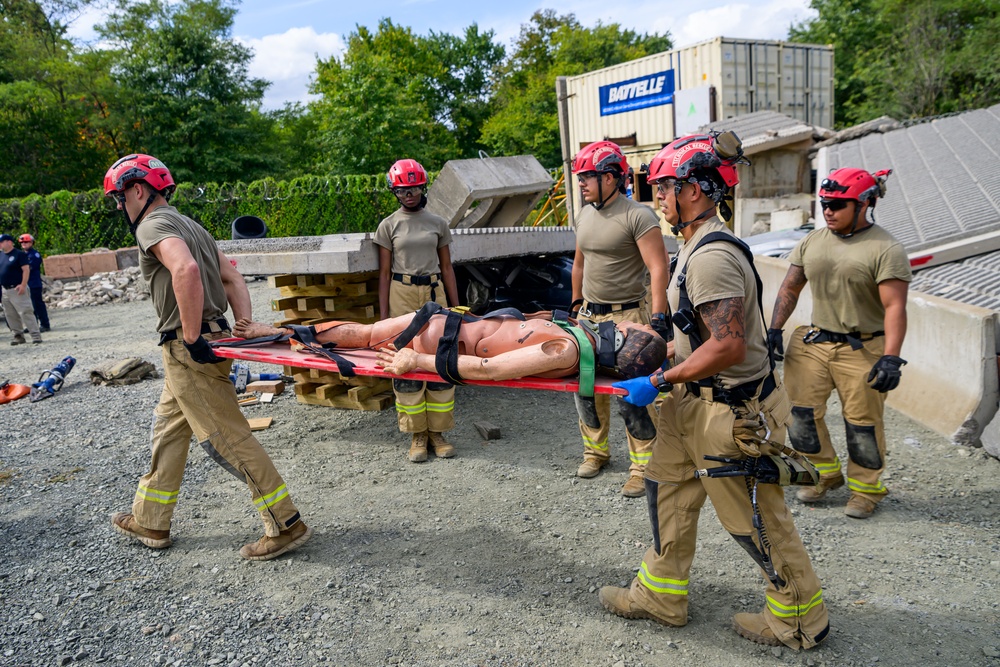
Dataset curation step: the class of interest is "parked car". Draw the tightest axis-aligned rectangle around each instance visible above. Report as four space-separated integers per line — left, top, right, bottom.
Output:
455 253 574 315
744 222 814 258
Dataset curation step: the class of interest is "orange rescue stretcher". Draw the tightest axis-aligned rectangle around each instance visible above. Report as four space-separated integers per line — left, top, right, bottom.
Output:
211 339 626 395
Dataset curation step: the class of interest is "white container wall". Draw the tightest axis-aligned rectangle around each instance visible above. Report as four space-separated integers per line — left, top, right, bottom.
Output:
560 36 834 161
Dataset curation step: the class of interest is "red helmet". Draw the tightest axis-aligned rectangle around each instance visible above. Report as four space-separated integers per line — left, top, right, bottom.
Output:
646 134 739 188
103 154 176 197
572 141 629 176
18 234 33 243
819 167 891 203
387 159 428 189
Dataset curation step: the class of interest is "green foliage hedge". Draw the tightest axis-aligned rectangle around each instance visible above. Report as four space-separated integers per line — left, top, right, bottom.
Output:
0 166 566 256
0 173 400 255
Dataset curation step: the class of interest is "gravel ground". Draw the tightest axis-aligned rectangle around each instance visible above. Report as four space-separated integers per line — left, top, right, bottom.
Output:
2 279 999 667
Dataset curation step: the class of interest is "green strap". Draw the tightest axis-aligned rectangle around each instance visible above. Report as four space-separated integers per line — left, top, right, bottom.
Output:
554 319 595 397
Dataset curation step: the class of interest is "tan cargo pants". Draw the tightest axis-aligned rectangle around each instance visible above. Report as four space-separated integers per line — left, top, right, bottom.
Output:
783 325 889 503
633 382 829 650
2 288 40 341
388 281 455 434
576 304 655 475
133 331 301 537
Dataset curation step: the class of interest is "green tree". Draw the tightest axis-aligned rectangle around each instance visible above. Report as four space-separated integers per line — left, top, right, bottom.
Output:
790 0 1000 126
95 0 277 184
0 0 113 197
481 10 671 168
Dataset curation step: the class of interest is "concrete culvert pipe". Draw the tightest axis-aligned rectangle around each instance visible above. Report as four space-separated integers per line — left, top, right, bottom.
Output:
231 215 268 240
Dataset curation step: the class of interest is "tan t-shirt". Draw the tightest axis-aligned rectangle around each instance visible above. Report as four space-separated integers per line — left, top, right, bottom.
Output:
373 208 452 275
788 225 912 333
575 195 661 304
136 206 229 333
668 219 770 389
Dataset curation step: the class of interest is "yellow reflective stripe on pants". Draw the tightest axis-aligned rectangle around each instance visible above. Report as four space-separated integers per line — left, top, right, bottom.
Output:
848 477 886 494
254 484 289 510
136 485 179 505
629 449 652 465
396 401 426 415
637 562 688 596
767 589 824 618
583 435 609 452
812 457 842 475
426 399 454 413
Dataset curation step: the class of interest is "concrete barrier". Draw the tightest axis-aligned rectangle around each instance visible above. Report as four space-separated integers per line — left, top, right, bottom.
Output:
756 256 1000 449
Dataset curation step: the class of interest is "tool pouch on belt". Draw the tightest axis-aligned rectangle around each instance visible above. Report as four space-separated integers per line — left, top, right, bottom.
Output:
732 414 819 486
89 358 159 386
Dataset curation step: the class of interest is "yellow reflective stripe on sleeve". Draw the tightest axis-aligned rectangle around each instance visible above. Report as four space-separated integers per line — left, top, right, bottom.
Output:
629 450 652 465
425 400 454 413
847 477 886 494
254 484 289 510
583 435 609 452
766 589 824 618
396 402 427 415
637 562 688 596
136 485 179 505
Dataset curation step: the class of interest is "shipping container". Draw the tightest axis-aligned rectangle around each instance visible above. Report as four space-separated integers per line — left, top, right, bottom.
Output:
558 36 834 167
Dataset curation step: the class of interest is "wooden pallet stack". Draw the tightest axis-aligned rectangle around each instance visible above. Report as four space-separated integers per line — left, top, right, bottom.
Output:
267 271 394 411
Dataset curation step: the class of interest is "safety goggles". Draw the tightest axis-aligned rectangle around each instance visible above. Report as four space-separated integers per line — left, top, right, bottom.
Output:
392 186 423 198
655 179 680 195
576 172 600 182
820 199 851 212
112 192 127 206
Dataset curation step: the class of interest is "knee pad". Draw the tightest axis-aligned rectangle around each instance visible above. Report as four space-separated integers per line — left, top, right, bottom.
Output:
617 398 656 440
788 406 822 454
845 421 882 469
393 378 424 394
574 394 602 429
425 381 452 392
645 478 661 553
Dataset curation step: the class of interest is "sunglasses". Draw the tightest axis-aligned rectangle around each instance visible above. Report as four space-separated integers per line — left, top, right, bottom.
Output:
820 199 851 212
112 192 127 206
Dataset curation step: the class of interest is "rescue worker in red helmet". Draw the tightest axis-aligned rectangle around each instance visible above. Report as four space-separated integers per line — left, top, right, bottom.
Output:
18 233 50 332
104 153 312 560
603 132 830 651
768 167 911 519
569 140 670 497
374 158 461 463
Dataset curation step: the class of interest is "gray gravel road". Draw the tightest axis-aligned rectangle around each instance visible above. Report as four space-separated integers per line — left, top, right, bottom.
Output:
1 279 999 667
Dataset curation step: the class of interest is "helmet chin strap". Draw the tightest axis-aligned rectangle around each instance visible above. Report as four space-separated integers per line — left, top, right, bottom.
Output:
590 173 621 211
123 191 159 237
670 200 717 236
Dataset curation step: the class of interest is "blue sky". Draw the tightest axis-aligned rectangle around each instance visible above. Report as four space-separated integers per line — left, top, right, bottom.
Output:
68 0 817 110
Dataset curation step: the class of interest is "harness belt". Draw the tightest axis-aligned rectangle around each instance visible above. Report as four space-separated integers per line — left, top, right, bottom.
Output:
553 318 596 397
803 327 885 351
686 372 777 406
392 273 439 286
582 300 641 316
391 302 526 386
159 318 230 345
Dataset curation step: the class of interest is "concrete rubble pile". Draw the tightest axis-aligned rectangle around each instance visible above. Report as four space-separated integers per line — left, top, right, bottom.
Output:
45 267 149 309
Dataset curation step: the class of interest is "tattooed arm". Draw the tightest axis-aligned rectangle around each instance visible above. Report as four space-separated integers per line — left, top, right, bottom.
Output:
660 296 747 384
770 264 808 330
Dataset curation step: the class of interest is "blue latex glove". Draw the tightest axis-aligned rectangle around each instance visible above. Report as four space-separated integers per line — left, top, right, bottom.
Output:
613 375 659 407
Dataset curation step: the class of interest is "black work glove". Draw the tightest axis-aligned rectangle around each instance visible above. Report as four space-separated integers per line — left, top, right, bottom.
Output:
767 328 785 361
184 335 226 364
651 313 673 342
867 355 906 392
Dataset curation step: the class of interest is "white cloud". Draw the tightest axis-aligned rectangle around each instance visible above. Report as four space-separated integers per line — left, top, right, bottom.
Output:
240 27 345 110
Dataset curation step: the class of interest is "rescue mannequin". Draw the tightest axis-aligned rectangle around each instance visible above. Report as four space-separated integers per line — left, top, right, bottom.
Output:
570 140 670 497
374 159 461 463
232 311 667 385
768 167 911 519
104 154 311 561
602 133 830 651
